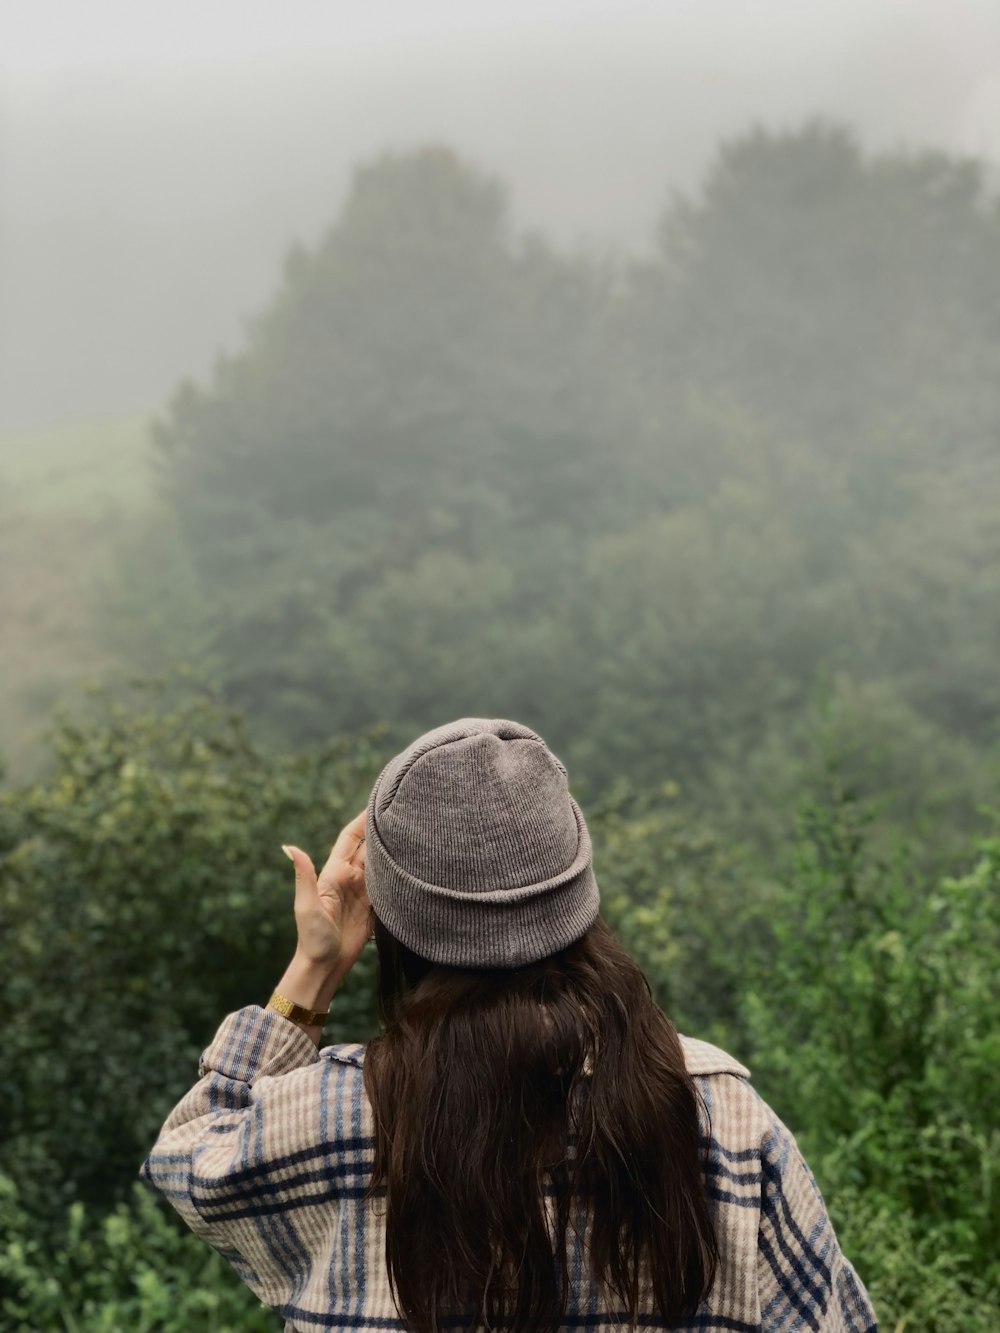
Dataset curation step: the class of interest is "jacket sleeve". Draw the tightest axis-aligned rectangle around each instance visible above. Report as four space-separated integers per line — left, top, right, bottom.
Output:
757 1115 878 1332
138 1004 326 1305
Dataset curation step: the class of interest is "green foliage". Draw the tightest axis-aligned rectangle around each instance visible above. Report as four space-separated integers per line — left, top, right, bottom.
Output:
830 1188 996 1333
0 681 387 1215
1 693 997 1328
741 735 1000 1327
586 774 769 1043
0 1174 279 1333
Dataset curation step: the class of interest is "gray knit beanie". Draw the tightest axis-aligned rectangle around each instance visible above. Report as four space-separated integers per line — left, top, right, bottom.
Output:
364 718 600 968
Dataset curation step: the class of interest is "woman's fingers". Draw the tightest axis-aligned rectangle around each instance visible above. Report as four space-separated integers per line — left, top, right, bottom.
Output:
335 808 367 861
281 824 371 969
282 845 319 904
317 809 368 890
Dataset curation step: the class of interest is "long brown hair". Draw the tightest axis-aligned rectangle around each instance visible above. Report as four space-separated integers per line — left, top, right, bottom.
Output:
362 914 718 1333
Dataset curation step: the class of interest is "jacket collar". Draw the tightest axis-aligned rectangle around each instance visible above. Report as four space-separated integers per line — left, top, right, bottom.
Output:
678 1034 751 1079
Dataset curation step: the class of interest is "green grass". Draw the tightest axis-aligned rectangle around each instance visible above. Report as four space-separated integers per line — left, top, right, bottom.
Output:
0 416 157 779
0 415 155 513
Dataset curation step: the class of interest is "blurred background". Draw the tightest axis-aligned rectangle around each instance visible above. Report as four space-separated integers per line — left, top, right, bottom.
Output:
2 3 999 1329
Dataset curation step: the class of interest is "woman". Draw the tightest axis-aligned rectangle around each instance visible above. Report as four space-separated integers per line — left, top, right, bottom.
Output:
141 717 877 1332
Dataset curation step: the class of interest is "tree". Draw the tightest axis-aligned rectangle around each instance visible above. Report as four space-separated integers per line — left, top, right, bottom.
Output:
633 120 1000 450
0 681 388 1213
741 740 1000 1327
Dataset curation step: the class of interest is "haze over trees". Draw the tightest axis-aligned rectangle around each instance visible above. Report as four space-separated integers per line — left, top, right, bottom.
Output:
141 122 1000 843
2 121 999 1329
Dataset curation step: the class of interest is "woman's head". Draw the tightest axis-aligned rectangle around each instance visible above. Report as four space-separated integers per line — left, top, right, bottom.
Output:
361 719 719 1333
362 717 599 968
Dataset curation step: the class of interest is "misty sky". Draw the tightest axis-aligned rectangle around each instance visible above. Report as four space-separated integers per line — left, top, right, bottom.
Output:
2 0 999 432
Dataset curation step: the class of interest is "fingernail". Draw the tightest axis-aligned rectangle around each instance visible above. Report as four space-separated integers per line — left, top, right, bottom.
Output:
281 845 295 861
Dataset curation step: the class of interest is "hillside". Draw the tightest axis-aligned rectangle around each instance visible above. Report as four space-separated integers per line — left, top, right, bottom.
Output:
0 417 155 777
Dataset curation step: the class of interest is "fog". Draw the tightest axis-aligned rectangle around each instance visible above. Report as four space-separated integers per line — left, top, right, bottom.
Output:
4 13 1000 1324
3 0 999 431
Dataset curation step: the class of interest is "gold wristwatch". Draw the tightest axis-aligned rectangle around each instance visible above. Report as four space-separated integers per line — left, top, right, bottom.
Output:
266 989 331 1027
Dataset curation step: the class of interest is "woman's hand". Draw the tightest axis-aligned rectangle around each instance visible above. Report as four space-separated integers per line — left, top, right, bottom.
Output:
282 809 370 980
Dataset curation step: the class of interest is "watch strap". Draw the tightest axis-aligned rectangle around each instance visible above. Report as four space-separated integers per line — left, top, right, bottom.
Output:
266 989 331 1027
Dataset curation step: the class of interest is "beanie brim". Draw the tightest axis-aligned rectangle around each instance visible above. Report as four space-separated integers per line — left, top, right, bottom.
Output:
365 779 600 969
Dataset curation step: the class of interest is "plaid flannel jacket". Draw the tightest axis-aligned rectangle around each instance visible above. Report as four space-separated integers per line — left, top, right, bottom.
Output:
140 1005 877 1332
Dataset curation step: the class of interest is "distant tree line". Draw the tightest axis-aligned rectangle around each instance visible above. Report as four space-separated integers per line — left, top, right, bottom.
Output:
105 121 1000 866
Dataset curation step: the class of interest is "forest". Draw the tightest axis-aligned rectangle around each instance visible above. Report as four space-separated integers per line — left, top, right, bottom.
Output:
1 122 999 1330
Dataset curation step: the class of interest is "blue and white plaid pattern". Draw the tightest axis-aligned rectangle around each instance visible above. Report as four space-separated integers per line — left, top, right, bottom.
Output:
140 1006 877 1332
